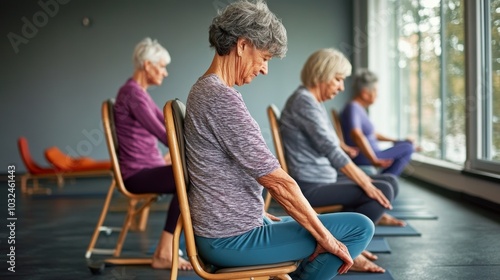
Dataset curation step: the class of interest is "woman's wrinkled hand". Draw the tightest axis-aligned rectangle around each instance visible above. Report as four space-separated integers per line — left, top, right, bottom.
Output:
308 238 353 274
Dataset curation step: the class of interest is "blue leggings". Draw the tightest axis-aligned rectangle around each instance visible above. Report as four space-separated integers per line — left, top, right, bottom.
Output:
195 213 374 279
124 165 179 233
297 174 398 224
353 141 414 176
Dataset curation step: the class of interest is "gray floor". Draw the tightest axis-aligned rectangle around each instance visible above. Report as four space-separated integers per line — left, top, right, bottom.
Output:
1 175 499 280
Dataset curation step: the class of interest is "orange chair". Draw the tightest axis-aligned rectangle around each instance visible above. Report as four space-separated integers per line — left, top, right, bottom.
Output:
44 146 111 172
18 137 63 194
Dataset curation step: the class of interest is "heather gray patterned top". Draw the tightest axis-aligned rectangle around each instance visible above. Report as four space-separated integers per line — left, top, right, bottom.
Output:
185 74 280 238
280 86 350 183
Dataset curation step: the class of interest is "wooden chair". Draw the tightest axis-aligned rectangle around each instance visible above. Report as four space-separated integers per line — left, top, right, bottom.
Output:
265 104 343 214
164 99 299 280
85 99 158 265
17 137 64 195
331 109 377 175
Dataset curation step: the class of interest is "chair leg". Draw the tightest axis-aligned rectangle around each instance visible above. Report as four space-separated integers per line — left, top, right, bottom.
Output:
56 174 64 188
170 218 183 280
137 202 151 231
21 174 29 194
85 180 116 259
113 200 136 257
129 199 140 231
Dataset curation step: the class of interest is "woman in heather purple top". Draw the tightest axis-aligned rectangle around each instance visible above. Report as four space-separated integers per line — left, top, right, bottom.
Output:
341 69 417 176
184 1 373 279
114 38 191 270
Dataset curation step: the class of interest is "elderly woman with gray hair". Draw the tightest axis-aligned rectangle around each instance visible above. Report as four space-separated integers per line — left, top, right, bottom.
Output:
280 48 405 273
183 1 373 279
341 68 417 176
114 37 192 270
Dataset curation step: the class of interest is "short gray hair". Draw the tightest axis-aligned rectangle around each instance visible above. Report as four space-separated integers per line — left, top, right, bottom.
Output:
209 0 287 58
353 68 378 95
132 37 171 70
301 48 352 88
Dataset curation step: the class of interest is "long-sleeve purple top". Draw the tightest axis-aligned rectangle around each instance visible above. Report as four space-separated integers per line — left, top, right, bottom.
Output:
114 78 167 179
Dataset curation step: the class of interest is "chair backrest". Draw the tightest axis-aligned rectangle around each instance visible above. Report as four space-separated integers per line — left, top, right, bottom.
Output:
163 99 202 271
101 99 139 197
331 109 345 143
266 105 343 214
17 137 54 174
267 104 288 173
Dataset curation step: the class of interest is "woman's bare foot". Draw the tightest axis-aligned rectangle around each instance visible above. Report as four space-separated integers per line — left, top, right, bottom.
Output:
151 255 193 270
361 250 378 261
377 213 406 226
349 254 385 273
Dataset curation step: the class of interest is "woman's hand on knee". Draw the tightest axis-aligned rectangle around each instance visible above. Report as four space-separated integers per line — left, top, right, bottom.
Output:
308 238 353 274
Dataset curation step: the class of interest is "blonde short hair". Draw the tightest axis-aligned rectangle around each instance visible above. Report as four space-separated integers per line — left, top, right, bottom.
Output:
300 48 352 88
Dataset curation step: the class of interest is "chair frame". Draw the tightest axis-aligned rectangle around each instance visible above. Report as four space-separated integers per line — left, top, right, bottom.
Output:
85 99 158 265
17 137 63 195
18 137 112 195
164 99 298 280
265 104 342 214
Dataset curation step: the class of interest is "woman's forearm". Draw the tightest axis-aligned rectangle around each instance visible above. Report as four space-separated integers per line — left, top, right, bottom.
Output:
258 168 331 241
351 129 378 164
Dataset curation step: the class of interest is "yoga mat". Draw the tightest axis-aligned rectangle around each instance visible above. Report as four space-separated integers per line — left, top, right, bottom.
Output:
374 223 421 237
337 270 394 280
392 198 424 206
366 237 391 253
387 210 438 220
391 204 427 211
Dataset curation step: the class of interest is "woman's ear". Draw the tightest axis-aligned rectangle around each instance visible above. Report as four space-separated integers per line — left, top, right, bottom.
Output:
143 60 152 71
236 38 249 56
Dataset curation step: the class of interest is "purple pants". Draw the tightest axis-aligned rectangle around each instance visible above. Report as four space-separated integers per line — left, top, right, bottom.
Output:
124 165 179 233
353 141 414 176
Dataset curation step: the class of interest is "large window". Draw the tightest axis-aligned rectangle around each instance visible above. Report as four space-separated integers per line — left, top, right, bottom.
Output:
485 0 500 161
370 0 467 163
369 0 500 175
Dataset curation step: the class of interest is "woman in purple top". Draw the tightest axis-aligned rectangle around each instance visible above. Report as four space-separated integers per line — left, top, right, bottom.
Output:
341 69 418 176
114 38 192 270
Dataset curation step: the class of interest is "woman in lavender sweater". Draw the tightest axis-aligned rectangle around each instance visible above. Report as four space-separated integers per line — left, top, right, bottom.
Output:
114 38 191 270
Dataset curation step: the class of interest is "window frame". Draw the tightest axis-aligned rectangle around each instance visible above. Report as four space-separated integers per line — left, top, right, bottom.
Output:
465 0 500 174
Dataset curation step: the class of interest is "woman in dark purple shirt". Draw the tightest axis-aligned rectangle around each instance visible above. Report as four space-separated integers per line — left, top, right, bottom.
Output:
114 37 191 270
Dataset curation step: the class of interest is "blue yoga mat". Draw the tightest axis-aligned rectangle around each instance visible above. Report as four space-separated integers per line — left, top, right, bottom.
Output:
387 210 438 220
391 204 427 211
337 270 394 280
392 198 424 205
366 237 391 253
374 223 421 237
